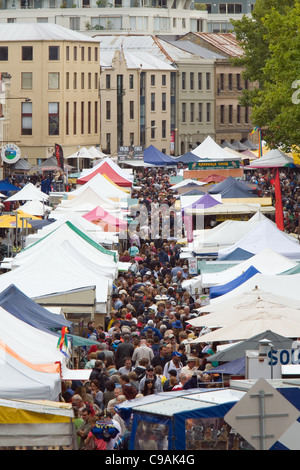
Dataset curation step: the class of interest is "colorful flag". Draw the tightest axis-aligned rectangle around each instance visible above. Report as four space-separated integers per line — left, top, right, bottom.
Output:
57 327 69 358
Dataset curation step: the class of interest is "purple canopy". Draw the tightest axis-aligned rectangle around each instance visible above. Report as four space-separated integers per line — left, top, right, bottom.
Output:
185 193 222 210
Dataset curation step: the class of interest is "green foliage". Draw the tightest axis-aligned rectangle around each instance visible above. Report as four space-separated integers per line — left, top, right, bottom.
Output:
232 0 300 150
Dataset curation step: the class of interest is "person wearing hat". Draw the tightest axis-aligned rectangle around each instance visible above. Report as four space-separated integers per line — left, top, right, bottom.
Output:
182 265 189 279
139 365 163 394
140 320 163 340
181 356 200 378
163 351 183 380
171 319 183 339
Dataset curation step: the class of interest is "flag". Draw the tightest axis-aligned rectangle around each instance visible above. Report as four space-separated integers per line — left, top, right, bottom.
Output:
54 143 64 170
273 170 284 231
183 212 193 243
57 327 69 358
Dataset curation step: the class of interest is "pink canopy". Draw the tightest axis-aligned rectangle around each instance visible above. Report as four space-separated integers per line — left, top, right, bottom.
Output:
83 206 127 232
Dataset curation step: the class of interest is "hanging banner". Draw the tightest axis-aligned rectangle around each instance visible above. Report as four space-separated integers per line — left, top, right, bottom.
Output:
188 160 240 170
54 143 64 170
1 143 21 164
183 213 193 243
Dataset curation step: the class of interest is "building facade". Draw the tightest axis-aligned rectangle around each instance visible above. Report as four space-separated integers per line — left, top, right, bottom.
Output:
98 36 176 156
0 0 208 36
181 32 256 146
0 23 101 166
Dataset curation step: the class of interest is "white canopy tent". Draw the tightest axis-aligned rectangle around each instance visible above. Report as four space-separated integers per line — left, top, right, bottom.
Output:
5 182 49 202
24 211 119 248
69 173 129 200
0 305 68 365
51 186 121 215
218 217 300 260
189 136 243 162
0 352 61 401
200 248 297 287
18 199 51 217
201 272 300 304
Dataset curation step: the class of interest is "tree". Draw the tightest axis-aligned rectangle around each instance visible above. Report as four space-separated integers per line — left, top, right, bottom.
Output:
232 0 300 150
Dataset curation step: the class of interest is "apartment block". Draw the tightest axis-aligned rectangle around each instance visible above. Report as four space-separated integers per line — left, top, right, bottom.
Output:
0 23 101 167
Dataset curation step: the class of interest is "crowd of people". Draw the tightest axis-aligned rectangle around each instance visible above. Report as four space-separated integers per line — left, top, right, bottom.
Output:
3 165 299 450
58 167 224 451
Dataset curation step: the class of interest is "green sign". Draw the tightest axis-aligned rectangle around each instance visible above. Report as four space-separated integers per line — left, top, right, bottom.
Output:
188 160 240 170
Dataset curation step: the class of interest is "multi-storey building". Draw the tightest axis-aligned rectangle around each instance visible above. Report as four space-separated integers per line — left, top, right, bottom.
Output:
180 32 256 146
0 0 208 36
0 23 101 167
98 35 176 156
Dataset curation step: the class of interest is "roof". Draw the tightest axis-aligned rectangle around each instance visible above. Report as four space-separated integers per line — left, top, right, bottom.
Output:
0 23 98 43
185 32 244 58
160 38 226 59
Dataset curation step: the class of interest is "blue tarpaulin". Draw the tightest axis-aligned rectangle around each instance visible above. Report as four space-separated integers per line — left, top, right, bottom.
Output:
143 145 177 166
0 180 21 192
209 265 261 299
0 284 73 335
206 357 245 376
218 248 254 261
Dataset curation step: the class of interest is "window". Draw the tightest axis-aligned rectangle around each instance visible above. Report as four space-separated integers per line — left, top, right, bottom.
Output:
95 46 98 63
0 47 8 61
162 92 166 111
66 102 69 135
237 104 241 124
106 75 111 90
81 46 85 61
88 73 91 90
190 102 194 122
229 104 233 124
81 72 85 90
162 120 166 139
220 105 225 124
66 72 70 90
21 102 32 135
74 72 77 90
48 72 59 90
106 101 111 120
151 120 155 139
220 73 224 91
129 74 134 89
245 106 249 123
182 72 186 90
22 46 33 61
198 103 202 122
151 93 155 112
206 73 211 90
70 17 80 30
73 102 77 135
81 101 84 134
21 72 32 90
236 73 241 90
190 72 194 90
88 47 91 61
66 46 70 61
130 132 134 145
228 73 233 91
151 75 155 86
48 102 59 135
95 101 98 134
95 73 98 90
88 101 91 134
106 133 111 153
182 102 186 123
162 75 166 86
49 46 59 61
129 101 134 120
74 46 77 61
198 73 202 90
206 102 211 122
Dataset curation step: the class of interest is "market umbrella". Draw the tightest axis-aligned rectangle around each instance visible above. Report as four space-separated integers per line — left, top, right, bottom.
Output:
188 297 300 329
191 316 300 343
0 211 40 228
